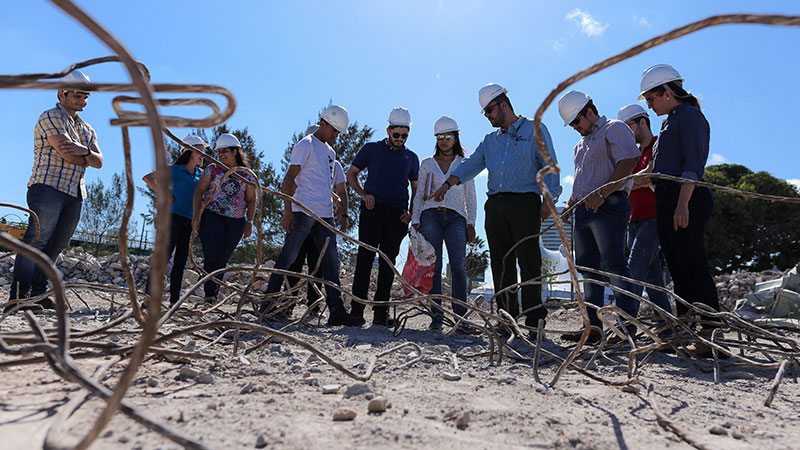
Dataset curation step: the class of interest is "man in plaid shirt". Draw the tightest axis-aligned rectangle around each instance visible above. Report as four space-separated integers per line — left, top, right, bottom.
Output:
8 70 103 310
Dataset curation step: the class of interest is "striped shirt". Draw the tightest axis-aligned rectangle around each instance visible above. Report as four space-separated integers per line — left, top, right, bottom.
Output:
570 116 640 201
29 103 98 198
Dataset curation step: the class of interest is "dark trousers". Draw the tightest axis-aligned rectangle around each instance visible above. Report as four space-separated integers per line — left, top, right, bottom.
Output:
10 184 82 299
287 235 323 306
197 210 245 299
655 183 719 317
351 203 408 317
147 214 193 304
484 192 546 325
265 213 344 311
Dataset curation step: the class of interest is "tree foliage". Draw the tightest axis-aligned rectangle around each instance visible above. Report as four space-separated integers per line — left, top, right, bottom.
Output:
466 236 489 292
705 164 800 273
78 172 126 255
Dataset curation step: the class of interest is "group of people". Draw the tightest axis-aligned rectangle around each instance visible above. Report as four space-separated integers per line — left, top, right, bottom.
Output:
8 64 721 354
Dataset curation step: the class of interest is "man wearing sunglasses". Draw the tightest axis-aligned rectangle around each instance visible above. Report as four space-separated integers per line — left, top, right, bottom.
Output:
8 70 104 312
429 83 562 338
557 90 640 344
347 107 420 327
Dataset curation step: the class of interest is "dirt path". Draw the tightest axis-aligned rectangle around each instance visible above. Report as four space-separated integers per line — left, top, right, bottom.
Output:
1 290 798 449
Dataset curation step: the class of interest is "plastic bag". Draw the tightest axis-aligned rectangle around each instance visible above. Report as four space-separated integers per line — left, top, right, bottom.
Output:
401 228 437 295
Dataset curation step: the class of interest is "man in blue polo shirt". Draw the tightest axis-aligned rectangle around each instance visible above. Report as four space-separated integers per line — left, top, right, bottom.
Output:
430 84 561 337
347 107 419 327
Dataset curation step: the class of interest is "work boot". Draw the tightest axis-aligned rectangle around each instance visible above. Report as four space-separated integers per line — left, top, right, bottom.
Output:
562 326 602 344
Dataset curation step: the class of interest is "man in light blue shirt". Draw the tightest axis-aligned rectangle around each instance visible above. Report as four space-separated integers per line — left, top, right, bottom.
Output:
430 83 562 335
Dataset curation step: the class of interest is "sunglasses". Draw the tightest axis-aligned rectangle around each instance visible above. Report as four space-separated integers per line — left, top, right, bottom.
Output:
569 111 584 127
436 135 455 141
217 148 237 155
644 91 665 106
392 132 409 139
483 101 502 117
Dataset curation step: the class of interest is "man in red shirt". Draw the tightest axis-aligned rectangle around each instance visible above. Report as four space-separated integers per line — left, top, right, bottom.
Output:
618 104 671 316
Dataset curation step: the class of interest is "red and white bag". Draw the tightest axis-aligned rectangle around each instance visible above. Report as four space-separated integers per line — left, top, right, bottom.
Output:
401 228 437 295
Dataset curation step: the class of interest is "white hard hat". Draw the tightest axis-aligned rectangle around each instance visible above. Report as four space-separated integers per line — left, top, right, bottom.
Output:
639 64 684 99
183 135 210 149
558 90 592 126
305 124 320 136
320 104 349 134
434 116 459 135
214 133 241 150
388 107 412 127
617 104 649 123
59 70 90 93
478 83 508 111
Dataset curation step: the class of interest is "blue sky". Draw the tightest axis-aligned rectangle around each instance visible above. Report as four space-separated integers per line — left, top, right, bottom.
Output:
2 1 799 253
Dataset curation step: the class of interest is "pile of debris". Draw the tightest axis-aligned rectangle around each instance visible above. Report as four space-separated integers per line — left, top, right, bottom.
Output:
714 269 784 311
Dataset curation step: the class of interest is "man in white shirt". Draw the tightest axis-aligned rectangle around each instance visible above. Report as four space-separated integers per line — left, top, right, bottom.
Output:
261 105 361 327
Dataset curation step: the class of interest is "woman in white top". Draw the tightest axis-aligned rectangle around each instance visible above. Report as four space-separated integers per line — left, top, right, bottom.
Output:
411 116 477 330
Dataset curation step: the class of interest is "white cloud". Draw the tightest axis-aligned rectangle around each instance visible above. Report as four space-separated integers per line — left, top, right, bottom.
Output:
566 9 609 37
550 39 566 52
787 179 800 192
562 175 574 185
707 153 728 165
635 16 651 28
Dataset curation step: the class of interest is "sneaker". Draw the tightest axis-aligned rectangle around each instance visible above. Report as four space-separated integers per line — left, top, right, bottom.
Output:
327 308 364 327
562 327 602 344
455 323 482 335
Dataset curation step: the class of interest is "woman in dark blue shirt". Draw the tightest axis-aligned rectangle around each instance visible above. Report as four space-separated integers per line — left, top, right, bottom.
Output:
640 64 719 328
143 136 207 305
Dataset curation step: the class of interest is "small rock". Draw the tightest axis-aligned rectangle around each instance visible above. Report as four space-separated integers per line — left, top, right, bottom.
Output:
109 335 120 343
355 343 372 351
322 384 341 394
197 373 215 384
368 397 388 413
456 412 470 429
534 383 547 393
333 408 357 421
238 355 252 365
442 372 461 381
179 366 200 379
300 377 319 386
181 341 196 352
102 430 113 438
240 382 256 394
344 382 372 398
178 410 188 423
709 425 728 436
146 377 158 387
117 434 129 443
621 385 640 394
207 402 217 410
255 432 268 448
731 429 744 440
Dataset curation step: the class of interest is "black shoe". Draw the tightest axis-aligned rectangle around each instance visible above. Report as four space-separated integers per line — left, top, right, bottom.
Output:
372 315 395 327
37 297 55 310
429 320 443 331
562 327 602 344
349 312 366 326
455 323 482 335
327 308 364 327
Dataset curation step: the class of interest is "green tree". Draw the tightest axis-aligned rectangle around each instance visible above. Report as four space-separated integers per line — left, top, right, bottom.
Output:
705 164 800 273
78 172 126 255
466 236 489 293
279 114 374 265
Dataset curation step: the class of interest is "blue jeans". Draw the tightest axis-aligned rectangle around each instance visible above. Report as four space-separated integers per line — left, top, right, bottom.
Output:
197 210 245 298
10 184 82 299
574 192 638 328
627 218 671 314
418 208 468 321
265 212 345 312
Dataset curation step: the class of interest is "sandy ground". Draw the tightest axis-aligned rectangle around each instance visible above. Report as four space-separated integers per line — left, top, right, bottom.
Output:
1 289 799 450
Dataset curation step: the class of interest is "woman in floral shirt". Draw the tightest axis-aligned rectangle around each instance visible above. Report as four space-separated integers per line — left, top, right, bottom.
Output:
192 133 256 302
